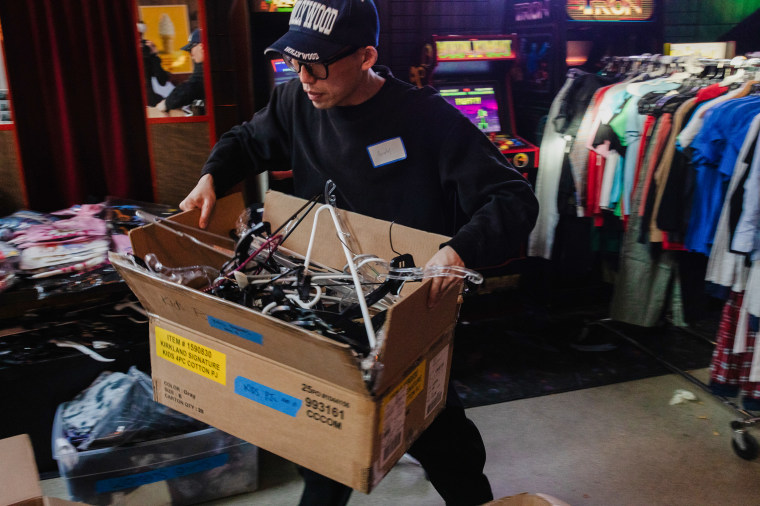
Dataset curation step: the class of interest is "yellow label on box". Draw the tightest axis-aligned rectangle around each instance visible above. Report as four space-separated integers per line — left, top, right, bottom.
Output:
383 360 426 411
379 360 426 435
155 327 227 385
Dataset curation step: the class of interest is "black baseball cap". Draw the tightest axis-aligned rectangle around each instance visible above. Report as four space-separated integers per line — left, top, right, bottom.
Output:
181 29 202 51
265 0 379 63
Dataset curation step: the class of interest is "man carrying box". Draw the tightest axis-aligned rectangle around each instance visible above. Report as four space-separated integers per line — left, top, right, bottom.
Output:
180 0 539 504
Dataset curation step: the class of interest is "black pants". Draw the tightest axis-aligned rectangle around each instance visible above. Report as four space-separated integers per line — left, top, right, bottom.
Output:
298 383 493 506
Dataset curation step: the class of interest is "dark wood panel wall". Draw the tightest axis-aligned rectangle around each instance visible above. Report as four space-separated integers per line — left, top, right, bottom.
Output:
149 122 211 206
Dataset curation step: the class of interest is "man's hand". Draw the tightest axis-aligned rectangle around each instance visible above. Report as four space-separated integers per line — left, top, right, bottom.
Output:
424 245 464 309
179 174 216 229
156 99 167 112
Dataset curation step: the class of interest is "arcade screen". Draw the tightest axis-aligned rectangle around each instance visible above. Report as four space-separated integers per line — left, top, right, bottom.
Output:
439 84 502 134
253 0 295 12
513 34 553 94
270 58 298 87
435 38 515 61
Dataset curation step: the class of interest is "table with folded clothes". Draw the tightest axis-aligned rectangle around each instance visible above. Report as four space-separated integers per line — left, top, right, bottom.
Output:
0 198 181 474
0 198 182 318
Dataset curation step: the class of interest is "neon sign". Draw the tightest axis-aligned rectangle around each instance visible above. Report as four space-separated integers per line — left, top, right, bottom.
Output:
566 0 654 21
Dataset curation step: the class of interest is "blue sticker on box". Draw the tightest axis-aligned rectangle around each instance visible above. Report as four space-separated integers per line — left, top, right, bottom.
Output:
95 453 229 493
208 316 262 344
235 377 302 417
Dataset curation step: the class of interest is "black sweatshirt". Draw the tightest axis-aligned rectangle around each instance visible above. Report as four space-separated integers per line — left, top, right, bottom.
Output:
165 62 204 111
201 67 538 269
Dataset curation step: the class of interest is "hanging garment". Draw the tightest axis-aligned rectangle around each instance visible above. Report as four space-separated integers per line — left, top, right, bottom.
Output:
569 86 609 212
608 79 682 217
678 80 759 149
599 153 623 211
704 114 760 298
528 73 582 259
609 110 684 327
725 118 760 349
585 78 648 213
685 96 760 255
586 150 605 223
747 263 760 382
709 291 760 410
631 115 657 197
730 117 760 260
652 101 706 247
648 97 700 244
637 114 673 222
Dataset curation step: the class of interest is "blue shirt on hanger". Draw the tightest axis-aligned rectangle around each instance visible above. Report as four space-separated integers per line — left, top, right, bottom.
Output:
686 95 760 255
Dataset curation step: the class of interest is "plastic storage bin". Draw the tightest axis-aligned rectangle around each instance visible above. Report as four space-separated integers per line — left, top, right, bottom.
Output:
53 426 259 505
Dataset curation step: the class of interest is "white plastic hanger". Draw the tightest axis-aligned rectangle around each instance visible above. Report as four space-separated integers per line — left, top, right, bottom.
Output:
303 203 378 349
720 56 748 86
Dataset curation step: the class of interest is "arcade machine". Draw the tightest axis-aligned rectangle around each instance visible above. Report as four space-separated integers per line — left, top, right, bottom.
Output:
426 34 539 299
250 1 294 112
430 34 540 186
507 0 663 145
269 56 298 87
247 2 296 196
266 57 298 193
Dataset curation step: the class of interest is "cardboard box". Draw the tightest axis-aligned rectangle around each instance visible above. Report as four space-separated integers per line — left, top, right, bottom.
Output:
486 493 571 506
0 433 86 506
52 426 259 506
110 191 460 493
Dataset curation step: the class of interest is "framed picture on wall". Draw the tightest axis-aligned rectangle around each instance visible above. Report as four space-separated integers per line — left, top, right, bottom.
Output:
138 5 192 74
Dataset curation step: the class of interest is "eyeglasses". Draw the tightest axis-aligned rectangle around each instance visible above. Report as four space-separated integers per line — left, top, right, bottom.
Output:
281 46 358 80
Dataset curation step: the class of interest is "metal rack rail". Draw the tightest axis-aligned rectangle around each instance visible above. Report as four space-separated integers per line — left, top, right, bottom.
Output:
589 318 760 460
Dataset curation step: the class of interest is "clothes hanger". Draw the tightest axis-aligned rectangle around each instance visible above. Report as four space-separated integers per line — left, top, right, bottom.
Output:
646 54 667 78
663 56 692 82
719 56 747 84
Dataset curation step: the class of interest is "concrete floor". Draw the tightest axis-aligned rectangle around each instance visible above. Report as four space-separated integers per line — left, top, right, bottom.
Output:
40 368 760 505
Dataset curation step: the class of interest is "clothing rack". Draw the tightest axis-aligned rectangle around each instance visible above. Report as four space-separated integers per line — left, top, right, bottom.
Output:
598 53 760 81
535 52 760 460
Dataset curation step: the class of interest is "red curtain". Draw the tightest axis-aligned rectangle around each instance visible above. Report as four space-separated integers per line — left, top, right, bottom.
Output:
0 0 154 211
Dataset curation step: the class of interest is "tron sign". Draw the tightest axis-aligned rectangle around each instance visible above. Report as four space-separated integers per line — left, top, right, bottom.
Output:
566 0 654 21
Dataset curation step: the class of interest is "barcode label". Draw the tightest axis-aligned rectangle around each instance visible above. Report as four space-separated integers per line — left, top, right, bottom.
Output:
380 386 406 468
381 431 402 462
425 345 449 418
426 391 442 415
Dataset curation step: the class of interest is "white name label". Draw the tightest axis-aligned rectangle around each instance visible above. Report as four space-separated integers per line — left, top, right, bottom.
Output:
367 137 407 168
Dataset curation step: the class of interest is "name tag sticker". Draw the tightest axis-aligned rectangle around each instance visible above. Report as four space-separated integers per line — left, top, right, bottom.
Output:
367 137 407 168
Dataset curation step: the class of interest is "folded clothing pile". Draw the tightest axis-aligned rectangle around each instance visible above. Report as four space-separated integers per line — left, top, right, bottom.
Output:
9 204 109 279
0 200 182 301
